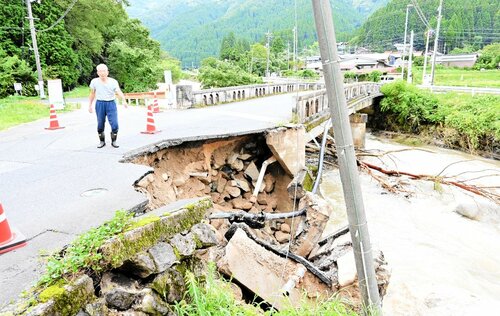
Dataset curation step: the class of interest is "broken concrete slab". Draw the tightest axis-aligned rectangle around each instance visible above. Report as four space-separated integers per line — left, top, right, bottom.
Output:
337 249 357 287
290 192 332 257
218 228 332 310
266 126 305 176
287 168 313 200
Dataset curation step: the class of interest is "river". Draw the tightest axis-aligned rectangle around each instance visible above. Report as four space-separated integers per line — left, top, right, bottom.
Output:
320 133 500 315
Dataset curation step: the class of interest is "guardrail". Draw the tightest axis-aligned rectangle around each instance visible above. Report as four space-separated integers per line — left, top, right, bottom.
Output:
418 85 500 95
294 82 382 123
124 82 326 110
191 82 325 106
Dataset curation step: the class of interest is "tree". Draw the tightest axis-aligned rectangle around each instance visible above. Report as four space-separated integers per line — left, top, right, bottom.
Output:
475 43 500 69
0 49 36 98
198 57 262 88
107 40 164 92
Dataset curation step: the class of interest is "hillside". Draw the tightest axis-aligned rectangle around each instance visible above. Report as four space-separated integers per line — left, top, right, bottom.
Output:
127 0 388 67
352 0 500 52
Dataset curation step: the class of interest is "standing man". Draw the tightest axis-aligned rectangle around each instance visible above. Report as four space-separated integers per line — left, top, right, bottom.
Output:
88 64 127 148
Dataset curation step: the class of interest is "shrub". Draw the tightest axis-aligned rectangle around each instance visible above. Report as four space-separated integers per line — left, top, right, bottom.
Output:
198 57 262 88
380 81 439 132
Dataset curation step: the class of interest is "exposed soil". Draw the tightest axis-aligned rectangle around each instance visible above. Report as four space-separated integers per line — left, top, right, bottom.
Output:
130 134 294 245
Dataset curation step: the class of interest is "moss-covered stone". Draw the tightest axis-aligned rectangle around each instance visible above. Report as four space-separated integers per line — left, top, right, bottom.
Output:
38 284 65 303
21 275 95 316
302 170 314 192
304 115 330 132
125 215 161 231
99 198 213 269
150 265 187 303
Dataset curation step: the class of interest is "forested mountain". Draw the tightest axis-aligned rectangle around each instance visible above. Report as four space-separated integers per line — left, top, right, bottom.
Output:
352 0 500 52
127 0 389 67
0 0 179 97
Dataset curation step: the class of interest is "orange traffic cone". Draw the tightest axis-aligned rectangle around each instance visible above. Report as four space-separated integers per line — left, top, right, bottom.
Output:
152 92 162 113
141 105 161 134
0 203 27 254
45 104 65 130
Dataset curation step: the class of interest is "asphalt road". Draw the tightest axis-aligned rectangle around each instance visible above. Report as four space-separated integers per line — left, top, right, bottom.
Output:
0 92 302 305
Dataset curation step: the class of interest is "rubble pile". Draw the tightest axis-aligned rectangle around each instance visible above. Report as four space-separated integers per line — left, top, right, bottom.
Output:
130 132 390 310
133 135 296 247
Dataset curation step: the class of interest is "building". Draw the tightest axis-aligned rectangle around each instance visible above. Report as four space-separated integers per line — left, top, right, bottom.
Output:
435 54 478 68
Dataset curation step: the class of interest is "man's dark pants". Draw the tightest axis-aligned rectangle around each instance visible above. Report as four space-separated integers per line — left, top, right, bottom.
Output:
95 100 119 133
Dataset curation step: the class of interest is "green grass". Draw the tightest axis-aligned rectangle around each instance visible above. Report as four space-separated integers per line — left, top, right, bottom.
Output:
39 210 133 286
174 264 358 316
0 96 49 131
412 67 500 88
380 81 500 152
63 86 89 99
0 96 81 131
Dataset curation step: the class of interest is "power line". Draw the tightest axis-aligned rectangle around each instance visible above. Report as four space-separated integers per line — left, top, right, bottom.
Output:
37 0 79 33
410 0 431 29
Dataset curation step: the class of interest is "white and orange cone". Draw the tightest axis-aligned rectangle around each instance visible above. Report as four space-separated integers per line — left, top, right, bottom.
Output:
45 104 65 130
141 105 161 134
152 92 162 113
0 203 27 254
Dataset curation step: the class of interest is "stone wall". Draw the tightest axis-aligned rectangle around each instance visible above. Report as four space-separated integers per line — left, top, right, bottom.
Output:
1 198 216 316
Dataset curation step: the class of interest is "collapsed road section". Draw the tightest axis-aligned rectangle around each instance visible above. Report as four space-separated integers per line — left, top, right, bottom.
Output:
2 126 389 315
123 126 390 310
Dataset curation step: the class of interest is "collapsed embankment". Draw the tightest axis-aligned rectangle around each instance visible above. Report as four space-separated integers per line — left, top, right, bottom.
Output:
2 127 390 315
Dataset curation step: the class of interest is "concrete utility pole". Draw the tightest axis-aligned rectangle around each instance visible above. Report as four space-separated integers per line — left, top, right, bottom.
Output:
292 27 297 71
287 41 291 70
26 0 45 99
407 30 414 83
401 4 413 80
265 31 272 77
422 29 433 85
310 0 381 313
430 0 444 86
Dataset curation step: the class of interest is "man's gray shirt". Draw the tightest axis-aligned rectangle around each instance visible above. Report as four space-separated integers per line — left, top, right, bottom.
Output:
90 78 120 101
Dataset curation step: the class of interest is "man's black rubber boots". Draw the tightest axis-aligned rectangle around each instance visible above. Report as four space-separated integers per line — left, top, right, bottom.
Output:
111 132 119 148
97 132 106 148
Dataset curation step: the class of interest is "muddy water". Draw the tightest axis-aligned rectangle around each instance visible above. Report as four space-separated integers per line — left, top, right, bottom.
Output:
320 134 500 315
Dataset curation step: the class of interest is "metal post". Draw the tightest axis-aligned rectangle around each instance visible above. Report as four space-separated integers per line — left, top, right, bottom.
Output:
266 31 272 77
401 4 412 79
26 0 45 99
294 0 298 72
407 30 414 83
430 0 443 86
287 41 290 70
422 29 432 85
311 0 381 313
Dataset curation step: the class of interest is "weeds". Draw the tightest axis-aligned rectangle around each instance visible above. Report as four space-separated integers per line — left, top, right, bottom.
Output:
38 210 133 286
379 81 500 153
173 263 357 316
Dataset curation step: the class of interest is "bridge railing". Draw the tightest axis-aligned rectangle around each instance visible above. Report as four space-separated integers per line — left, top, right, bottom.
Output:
190 82 325 107
294 82 382 123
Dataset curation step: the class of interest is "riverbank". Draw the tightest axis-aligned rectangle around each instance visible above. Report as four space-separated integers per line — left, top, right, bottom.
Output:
320 133 500 315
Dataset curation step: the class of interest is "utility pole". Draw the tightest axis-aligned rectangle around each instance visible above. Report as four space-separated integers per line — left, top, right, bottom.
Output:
287 41 290 70
430 0 443 86
292 27 297 71
293 0 298 72
422 29 432 85
26 0 45 99
401 4 413 80
265 31 272 77
407 30 414 83
311 0 381 312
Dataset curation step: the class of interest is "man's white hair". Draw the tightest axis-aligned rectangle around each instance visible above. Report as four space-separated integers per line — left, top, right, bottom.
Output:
96 64 108 71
